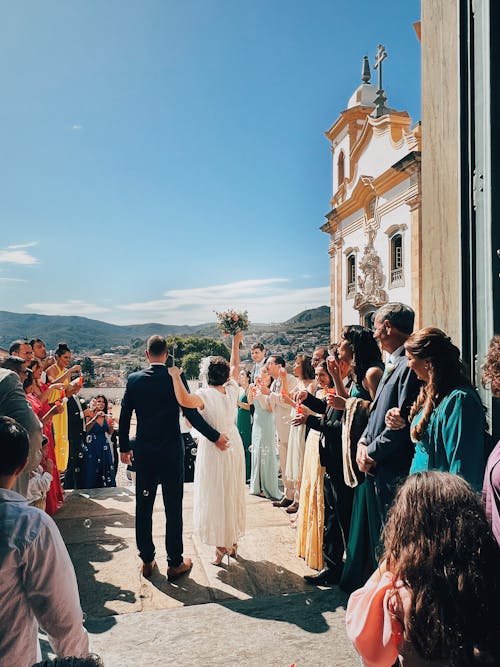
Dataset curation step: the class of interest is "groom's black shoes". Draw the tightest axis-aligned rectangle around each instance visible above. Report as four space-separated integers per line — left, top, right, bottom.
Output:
167 557 193 582
304 566 342 586
141 560 157 579
272 497 293 508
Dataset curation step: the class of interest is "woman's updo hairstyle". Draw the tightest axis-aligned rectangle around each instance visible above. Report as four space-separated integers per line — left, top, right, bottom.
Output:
55 342 71 357
207 356 230 386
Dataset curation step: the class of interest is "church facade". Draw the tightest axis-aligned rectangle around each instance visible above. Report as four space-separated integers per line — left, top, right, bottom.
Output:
321 54 421 340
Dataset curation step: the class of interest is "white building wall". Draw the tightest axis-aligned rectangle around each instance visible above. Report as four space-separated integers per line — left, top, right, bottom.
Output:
352 130 411 185
332 129 350 193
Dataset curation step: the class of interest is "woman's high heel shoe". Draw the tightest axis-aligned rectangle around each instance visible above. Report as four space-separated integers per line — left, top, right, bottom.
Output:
228 543 238 559
211 547 230 566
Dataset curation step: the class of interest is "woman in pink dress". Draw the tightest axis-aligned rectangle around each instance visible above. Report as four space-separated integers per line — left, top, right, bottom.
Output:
26 361 66 514
346 471 499 666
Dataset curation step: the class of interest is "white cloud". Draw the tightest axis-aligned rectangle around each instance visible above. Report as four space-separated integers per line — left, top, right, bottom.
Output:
25 300 110 316
72 124 83 130
7 241 39 250
116 278 329 325
0 277 27 283
0 248 38 265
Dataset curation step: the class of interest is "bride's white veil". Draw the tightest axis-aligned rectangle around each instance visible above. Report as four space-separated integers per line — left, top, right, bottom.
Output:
198 356 215 387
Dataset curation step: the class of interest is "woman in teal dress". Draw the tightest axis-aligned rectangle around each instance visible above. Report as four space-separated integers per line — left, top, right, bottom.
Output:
236 369 252 481
386 327 487 492
247 368 281 500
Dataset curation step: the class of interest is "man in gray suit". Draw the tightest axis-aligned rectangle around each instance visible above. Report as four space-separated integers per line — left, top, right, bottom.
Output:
356 303 420 526
0 368 43 496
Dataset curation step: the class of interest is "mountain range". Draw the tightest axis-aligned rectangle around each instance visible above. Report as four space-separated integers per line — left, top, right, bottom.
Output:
0 306 330 352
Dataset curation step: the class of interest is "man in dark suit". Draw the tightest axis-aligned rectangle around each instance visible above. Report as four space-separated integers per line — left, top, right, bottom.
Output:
64 380 87 490
356 303 420 555
119 335 229 581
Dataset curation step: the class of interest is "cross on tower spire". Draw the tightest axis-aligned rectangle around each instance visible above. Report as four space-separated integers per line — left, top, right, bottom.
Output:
371 44 390 118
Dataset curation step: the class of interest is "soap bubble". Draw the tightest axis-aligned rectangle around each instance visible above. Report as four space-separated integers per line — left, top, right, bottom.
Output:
191 447 197 456
83 519 92 528
142 489 149 497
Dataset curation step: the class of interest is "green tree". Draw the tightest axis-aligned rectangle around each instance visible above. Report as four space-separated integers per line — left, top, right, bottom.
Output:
126 364 142 378
167 336 229 375
81 356 96 387
181 352 204 379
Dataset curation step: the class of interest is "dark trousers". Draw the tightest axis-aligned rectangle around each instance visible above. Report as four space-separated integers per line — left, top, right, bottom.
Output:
135 447 185 567
323 468 354 572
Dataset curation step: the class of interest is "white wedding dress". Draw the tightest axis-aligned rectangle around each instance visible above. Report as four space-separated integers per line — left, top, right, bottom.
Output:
193 378 246 547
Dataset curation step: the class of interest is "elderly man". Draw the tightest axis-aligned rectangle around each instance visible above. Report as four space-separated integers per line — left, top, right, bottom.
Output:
340 303 420 592
311 346 328 368
9 339 34 364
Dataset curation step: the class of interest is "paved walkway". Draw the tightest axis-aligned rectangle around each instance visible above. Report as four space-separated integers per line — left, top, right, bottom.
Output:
53 482 360 667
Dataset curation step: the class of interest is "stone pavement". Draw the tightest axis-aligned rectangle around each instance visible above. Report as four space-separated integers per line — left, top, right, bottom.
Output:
53 481 360 667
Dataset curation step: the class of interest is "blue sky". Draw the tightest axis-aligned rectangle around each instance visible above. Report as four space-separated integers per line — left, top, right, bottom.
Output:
0 1 420 326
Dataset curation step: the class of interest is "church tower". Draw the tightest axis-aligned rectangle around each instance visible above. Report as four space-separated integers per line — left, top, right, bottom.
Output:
322 48 422 337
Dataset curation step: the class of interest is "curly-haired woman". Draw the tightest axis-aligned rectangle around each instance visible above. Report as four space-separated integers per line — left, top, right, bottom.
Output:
346 471 500 666
386 327 487 491
482 334 500 545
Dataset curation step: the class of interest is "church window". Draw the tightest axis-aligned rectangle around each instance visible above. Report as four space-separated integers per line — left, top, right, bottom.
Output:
368 197 376 219
337 151 345 186
390 234 404 287
347 254 356 297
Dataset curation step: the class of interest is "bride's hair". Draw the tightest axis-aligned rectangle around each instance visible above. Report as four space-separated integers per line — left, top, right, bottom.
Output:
199 355 230 387
207 357 230 386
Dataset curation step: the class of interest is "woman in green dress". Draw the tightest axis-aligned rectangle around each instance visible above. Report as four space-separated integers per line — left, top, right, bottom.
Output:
323 326 384 591
236 369 252 481
385 327 487 491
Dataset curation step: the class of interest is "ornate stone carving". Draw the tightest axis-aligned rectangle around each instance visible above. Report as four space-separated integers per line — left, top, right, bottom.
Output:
354 229 388 312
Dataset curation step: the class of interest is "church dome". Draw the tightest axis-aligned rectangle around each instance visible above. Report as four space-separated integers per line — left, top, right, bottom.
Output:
347 83 378 109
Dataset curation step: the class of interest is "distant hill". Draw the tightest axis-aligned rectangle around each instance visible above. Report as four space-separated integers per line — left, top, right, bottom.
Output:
283 305 330 328
0 307 330 352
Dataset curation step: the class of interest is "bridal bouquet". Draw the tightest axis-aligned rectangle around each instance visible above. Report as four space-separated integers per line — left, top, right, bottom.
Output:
215 309 250 336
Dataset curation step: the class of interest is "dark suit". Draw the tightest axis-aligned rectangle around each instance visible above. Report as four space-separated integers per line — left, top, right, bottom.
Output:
362 346 420 525
119 364 220 566
64 394 86 490
302 393 354 573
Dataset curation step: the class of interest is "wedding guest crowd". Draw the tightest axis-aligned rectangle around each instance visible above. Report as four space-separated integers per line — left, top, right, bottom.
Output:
0 337 118 520
234 302 498 664
1 304 499 666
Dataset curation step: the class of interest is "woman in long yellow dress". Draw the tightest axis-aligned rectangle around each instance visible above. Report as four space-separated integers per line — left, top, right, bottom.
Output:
46 342 82 472
295 362 334 570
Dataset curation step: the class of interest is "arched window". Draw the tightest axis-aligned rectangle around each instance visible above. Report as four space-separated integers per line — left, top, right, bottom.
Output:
337 151 345 186
346 253 356 297
390 234 404 287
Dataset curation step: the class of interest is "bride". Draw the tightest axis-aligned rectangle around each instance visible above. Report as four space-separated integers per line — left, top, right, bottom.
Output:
168 331 246 565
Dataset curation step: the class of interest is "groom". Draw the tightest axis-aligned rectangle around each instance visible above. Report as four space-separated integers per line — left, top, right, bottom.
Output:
119 335 229 580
